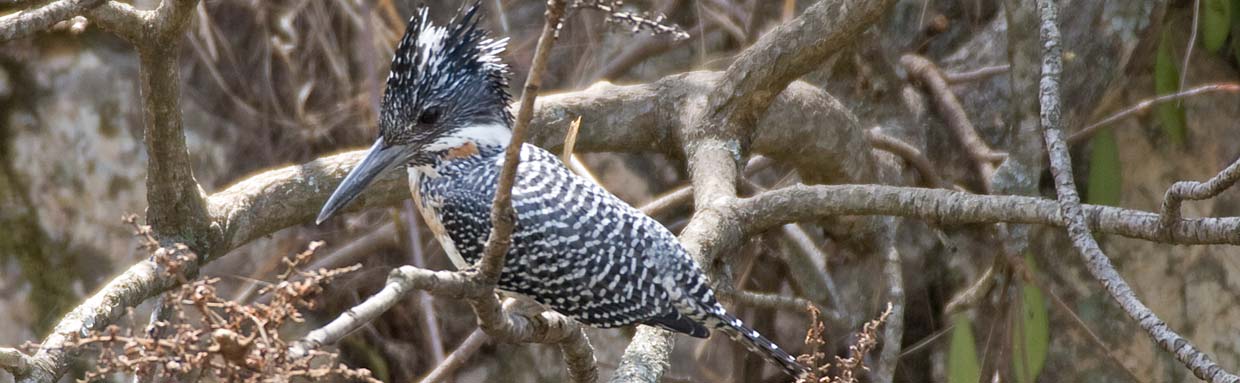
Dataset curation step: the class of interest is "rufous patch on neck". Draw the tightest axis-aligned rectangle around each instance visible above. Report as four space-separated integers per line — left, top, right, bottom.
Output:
443 141 480 159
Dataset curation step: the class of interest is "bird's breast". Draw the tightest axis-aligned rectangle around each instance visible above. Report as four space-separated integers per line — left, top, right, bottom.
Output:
408 168 470 270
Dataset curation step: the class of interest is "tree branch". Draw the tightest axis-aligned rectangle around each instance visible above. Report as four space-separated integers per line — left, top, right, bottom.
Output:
475 0 567 286
0 0 105 42
417 329 488 383
1161 155 1240 229
901 54 1005 192
0 347 31 376
733 184 1240 245
1037 2 1240 382
1068 83 1240 145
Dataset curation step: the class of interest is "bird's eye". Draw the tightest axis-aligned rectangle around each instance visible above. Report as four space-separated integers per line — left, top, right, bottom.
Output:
418 107 441 125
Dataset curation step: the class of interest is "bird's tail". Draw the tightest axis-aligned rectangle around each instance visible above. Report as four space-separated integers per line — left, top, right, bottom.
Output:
708 305 811 380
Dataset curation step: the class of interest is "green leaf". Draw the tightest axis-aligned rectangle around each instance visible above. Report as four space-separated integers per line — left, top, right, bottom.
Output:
1087 127 1122 206
1201 0 1233 53
949 313 981 383
1154 28 1188 147
1012 254 1050 383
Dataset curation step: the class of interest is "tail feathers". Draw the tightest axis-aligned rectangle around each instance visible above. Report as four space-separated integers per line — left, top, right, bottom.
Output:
711 309 810 380
644 311 709 338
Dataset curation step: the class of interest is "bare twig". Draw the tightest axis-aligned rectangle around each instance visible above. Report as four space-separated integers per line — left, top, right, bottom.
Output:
291 266 480 356
779 223 846 316
0 0 105 42
901 54 1006 191
720 289 816 314
404 203 446 365
571 0 689 40
1067 83 1240 145
417 329 488 383
875 244 904 383
943 265 997 315
943 64 1010 84
561 116 583 163
866 128 950 189
1037 2 1239 382
475 0 568 285
1180 0 1200 99
1160 156 1240 227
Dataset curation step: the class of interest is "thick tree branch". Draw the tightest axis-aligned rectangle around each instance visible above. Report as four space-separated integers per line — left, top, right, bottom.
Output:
0 0 105 42
695 0 895 147
1037 2 1239 382
0 348 31 376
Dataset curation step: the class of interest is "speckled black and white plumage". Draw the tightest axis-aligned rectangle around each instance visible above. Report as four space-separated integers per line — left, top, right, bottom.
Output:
410 143 808 378
375 2 810 378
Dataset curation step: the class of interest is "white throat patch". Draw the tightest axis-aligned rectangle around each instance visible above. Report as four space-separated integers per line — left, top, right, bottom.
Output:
424 123 512 152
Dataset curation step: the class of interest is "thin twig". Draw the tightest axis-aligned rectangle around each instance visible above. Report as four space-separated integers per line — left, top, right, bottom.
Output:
875 243 905 383
943 64 1010 84
1067 83 1240 145
1037 2 1239 382
1180 0 1200 101
416 329 488 383
779 223 846 317
942 265 996 315
561 116 583 163
404 202 446 365
901 54 1006 192
1160 156 1240 227
866 128 950 189
475 0 569 286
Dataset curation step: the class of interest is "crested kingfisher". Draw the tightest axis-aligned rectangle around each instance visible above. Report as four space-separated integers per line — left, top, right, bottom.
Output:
315 2 809 378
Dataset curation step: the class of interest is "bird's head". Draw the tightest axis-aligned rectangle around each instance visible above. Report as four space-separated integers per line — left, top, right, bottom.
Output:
317 2 511 224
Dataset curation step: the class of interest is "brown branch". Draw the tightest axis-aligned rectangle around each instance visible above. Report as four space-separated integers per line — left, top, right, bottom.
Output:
475 0 567 285
0 0 105 42
720 289 816 314
943 64 1010 84
942 265 997 315
1160 156 1240 228
1067 83 1240 145
901 54 1005 192
1036 2 1239 382
866 128 950 189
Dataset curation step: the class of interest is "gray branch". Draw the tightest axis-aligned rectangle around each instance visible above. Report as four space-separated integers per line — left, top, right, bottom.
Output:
0 0 105 42
1036 1 1240 382
1161 157 1240 227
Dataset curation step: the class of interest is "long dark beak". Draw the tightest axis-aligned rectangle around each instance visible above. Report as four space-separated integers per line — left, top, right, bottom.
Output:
316 137 409 224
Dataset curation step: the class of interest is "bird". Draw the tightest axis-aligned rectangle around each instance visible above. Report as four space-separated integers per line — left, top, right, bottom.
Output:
315 2 810 379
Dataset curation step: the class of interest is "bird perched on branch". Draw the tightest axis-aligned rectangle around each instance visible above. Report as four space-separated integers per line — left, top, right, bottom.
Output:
316 2 809 379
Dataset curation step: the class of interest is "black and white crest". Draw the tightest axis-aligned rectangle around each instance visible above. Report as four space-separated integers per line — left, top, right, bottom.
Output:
380 2 512 146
